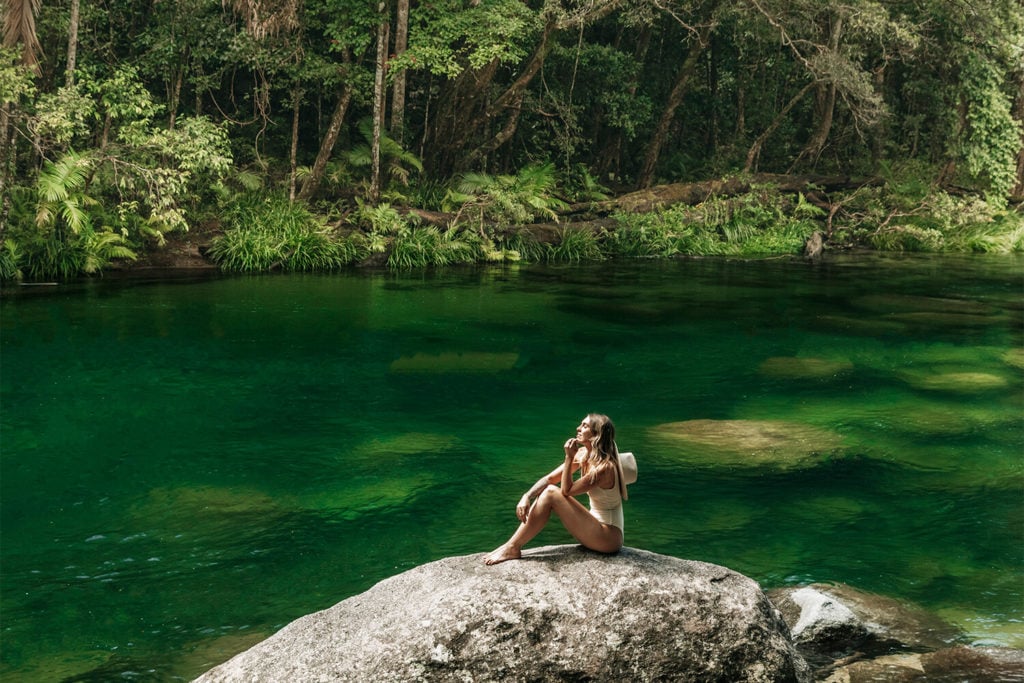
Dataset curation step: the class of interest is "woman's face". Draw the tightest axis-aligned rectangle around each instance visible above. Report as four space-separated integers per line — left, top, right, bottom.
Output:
576 417 595 442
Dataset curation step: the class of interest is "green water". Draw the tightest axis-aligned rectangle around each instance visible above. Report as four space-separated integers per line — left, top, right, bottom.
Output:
1 255 1022 681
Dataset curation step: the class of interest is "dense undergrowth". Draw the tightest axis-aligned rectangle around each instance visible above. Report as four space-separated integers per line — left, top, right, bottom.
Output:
2 165 1021 280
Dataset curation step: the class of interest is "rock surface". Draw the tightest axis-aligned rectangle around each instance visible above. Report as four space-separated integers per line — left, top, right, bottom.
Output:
768 583 961 666
821 647 1024 682
195 545 811 682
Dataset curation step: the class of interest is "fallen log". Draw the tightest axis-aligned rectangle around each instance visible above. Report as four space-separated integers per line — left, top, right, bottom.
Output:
401 174 883 232
566 173 883 216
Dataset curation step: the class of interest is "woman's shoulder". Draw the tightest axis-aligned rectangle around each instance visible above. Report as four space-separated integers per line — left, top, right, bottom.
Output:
594 460 617 486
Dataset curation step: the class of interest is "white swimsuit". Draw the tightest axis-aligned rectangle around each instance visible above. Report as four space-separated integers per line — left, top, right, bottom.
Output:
587 466 624 533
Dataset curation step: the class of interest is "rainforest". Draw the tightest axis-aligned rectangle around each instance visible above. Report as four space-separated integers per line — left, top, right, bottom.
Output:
0 0 1022 278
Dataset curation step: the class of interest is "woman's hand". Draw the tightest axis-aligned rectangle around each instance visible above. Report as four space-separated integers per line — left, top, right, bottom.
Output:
516 494 531 523
563 437 580 456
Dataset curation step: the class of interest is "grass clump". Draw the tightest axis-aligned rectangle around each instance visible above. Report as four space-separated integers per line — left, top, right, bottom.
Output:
547 227 604 262
609 186 821 258
208 193 360 273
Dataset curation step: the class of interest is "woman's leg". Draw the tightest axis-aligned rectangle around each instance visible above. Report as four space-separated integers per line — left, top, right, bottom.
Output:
484 485 622 565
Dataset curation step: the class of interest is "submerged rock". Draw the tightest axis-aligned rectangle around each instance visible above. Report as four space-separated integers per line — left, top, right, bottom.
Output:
768 583 961 667
758 356 854 379
898 368 1010 393
648 419 844 469
389 351 519 373
1002 348 1024 370
851 294 997 316
822 646 1024 682
195 545 811 682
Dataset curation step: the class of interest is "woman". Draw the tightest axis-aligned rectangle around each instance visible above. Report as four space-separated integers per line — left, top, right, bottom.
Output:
483 413 628 565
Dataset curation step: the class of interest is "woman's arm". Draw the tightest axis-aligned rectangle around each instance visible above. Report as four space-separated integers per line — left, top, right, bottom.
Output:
562 462 614 498
515 460 575 522
515 449 583 522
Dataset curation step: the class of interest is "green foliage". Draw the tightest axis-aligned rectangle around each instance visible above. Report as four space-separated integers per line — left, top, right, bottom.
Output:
0 47 36 106
82 64 163 132
499 229 546 262
1 150 137 280
951 53 1021 201
689 189 817 256
547 227 603 263
6 0 1019 272
31 84 97 148
208 194 361 272
396 0 536 77
445 163 568 230
830 177 1024 254
609 186 822 258
560 164 611 203
613 207 728 257
0 240 22 282
14 228 136 280
387 226 481 269
346 118 424 189
606 212 682 258
34 151 95 236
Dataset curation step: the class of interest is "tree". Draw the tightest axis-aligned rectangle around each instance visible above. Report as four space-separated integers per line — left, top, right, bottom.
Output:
636 2 718 188
390 0 409 141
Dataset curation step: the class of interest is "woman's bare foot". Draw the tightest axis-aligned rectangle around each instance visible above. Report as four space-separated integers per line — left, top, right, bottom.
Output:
483 543 522 565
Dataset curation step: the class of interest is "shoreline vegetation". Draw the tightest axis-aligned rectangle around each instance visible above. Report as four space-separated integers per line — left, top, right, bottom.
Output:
2 0 1022 281
4 169 1023 280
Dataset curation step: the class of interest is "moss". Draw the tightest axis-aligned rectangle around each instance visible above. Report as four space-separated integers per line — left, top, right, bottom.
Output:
897 368 1010 393
758 356 855 379
647 419 846 469
389 351 520 373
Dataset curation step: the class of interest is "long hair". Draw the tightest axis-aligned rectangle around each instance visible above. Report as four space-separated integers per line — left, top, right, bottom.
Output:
583 413 628 500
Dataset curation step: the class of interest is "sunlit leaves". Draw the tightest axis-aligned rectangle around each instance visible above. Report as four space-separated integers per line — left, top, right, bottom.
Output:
30 84 96 146
394 0 537 78
0 46 34 105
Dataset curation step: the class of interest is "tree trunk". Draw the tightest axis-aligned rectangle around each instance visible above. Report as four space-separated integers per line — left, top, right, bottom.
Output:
289 87 301 202
370 2 390 203
596 26 650 179
423 58 500 175
66 0 80 84
168 67 183 130
390 0 409 142
298 78 353 201
0 103 15 240
1013 69 1024 203
736 61 750 139
707 34 718 158
462 20 557 170
743 80 815 173
790 14 842 171
636 23 713 189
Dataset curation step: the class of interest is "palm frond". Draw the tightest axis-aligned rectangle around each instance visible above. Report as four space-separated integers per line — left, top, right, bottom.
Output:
37 151 92 203
3 0 43 72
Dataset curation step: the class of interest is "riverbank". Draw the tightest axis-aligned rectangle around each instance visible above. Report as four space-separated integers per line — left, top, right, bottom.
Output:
5 175 1021 283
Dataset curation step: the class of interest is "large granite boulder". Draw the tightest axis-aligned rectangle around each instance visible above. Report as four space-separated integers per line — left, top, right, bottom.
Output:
196 545 811 682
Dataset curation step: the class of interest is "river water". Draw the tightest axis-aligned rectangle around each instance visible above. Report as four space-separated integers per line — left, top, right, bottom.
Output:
1 255 1022 680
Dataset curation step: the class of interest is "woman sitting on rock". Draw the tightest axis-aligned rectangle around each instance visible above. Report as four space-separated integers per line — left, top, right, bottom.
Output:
484 413 628 565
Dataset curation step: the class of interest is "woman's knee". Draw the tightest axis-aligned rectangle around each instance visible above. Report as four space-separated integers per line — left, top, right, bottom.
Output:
537 485 562 507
